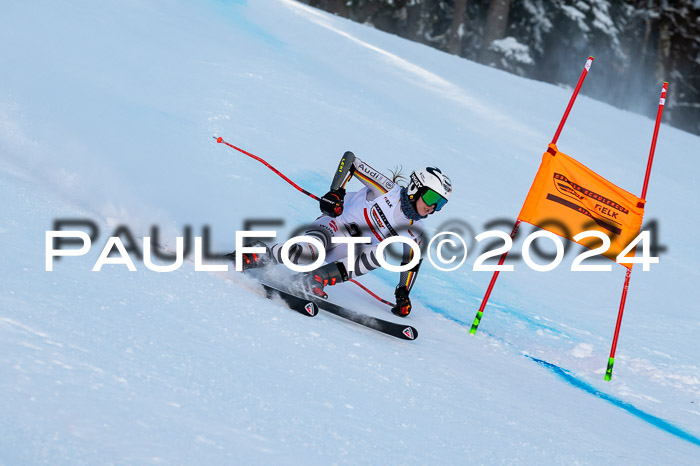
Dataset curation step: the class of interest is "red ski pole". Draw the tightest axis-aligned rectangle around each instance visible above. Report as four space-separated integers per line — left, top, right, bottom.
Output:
214 136 334 206
349 278 395 307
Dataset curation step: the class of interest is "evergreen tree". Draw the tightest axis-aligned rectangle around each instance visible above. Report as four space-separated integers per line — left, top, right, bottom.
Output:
299 0 700 135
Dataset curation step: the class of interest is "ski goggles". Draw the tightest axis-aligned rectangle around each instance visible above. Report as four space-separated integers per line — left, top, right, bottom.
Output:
420 188 448 211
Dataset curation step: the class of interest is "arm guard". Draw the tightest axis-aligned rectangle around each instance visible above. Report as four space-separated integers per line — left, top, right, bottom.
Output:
397 258 421 294
351 157 395 200
330 151 356 191
396 231 422 294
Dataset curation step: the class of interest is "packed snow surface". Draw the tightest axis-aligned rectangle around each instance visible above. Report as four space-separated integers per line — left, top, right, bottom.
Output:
1 0 699 463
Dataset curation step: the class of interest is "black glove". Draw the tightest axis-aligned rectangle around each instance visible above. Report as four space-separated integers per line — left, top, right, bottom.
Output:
391 286 412 317
320 188 345 217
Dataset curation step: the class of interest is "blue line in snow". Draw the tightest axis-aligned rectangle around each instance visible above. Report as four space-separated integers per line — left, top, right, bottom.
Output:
422 303 700 448
527 356 700 448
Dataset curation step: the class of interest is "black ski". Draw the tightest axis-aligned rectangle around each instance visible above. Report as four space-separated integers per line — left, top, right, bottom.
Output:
262 283 319 317
261 283 418 341
315 295 419 341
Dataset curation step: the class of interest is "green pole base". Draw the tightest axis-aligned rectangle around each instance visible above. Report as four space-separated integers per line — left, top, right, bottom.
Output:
469 310 483 334
604 357 615 381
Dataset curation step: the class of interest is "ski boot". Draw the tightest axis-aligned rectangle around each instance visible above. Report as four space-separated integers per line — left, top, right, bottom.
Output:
226 240 273 272
297 261 349 299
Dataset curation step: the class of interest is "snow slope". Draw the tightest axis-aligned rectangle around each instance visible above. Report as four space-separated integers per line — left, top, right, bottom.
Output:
1 0 699 463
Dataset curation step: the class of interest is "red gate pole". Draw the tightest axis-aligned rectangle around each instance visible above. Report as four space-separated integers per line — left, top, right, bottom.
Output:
552 57 594 145
470 56 594 334
605 82 668 381
469 220 521 333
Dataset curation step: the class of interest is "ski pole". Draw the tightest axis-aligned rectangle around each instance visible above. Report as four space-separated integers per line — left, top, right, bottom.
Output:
214 136 335 206
349 278 395 307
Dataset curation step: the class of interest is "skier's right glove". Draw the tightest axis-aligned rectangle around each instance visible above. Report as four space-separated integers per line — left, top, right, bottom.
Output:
320 188 345 217
391 286 412 317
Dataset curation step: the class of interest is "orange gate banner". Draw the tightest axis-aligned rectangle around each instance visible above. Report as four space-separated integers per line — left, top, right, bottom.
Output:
518 144 645 267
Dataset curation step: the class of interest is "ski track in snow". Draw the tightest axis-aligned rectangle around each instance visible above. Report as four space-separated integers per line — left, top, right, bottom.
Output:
1 0 700 463
279 0 544 144
424 303 700 448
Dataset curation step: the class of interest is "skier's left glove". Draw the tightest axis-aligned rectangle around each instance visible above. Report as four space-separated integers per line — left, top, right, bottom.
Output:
320 188 345 217
391 286 412 317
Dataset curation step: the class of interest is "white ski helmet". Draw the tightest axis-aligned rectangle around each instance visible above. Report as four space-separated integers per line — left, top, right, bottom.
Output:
407 167 452 211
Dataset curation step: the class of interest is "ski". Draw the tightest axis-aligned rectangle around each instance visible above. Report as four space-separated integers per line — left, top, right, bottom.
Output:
260 283 418 341
315 295 419 341
262 283 319 317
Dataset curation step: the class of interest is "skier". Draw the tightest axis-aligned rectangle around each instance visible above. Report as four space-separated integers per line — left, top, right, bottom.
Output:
232 151 451 317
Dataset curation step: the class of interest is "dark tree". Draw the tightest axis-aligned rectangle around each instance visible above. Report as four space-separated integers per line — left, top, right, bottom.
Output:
298 0 700 136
